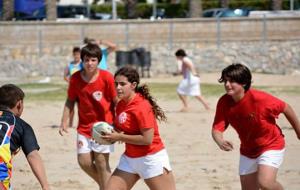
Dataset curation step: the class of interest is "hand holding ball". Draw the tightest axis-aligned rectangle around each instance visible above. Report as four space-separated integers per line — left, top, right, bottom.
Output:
92 122 114 145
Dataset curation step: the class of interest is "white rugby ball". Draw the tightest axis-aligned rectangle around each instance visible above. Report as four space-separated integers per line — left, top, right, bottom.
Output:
92 122 114 145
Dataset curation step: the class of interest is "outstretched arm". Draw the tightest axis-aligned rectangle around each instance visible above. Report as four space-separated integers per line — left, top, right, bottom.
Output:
26 150 50 190
283 103 300 139
212 129 234 151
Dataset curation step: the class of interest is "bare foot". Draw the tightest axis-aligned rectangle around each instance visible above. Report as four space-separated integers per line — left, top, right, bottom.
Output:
179 107 189 112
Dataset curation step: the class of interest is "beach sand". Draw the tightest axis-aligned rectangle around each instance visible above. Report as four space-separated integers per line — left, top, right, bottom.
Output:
11 73 300 190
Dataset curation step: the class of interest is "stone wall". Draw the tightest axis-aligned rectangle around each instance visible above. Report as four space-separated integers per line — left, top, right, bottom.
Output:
0 17 300 78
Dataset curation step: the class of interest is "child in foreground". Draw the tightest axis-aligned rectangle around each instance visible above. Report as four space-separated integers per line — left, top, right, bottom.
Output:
0 84 50 190
212 63 300 190
102 66 176 190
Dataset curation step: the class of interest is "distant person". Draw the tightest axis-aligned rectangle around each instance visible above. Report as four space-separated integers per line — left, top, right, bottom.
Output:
83 37 117 70
63 46 83 128
212 63 300 190
63 46 82 82
59 43 118 190
175 49 210 112
0 84 50 190
101 66 176 190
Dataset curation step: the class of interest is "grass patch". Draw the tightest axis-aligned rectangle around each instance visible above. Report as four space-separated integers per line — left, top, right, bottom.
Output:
17 82 300 102
19 83 68 101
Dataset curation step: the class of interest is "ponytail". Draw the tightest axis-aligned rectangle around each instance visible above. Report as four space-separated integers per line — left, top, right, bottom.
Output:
136 84 167 122
115 66 167 122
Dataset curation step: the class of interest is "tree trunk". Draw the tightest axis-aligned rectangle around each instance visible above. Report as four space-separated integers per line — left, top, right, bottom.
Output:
189 0 202 18
2 0 14 21
125 0 137 19
219 0 229 8
46 0 57 21
271 0 283 10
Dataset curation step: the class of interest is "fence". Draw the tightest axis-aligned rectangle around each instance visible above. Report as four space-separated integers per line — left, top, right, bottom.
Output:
0 17 300 77
1 16 300 53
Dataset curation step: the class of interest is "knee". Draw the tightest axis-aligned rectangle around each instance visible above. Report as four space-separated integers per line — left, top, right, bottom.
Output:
94 158 109 171
258 178 275 190
77 156 91 169
94 155 110 171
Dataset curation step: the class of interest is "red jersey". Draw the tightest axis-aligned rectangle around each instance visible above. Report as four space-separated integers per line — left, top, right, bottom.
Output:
68 69 117 138
115 94 164 158
213 89 286 158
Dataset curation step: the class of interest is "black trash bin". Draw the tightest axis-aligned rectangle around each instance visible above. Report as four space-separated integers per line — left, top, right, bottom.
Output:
130 48 151 78
116 48 151 78
140 51 151 78
116 51 131 68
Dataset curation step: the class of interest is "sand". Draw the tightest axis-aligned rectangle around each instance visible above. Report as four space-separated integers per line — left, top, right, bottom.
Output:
11 73 300 190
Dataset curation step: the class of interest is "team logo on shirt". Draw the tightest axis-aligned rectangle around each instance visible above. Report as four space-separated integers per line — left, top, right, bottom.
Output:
92 91 102 101
118 112 127 124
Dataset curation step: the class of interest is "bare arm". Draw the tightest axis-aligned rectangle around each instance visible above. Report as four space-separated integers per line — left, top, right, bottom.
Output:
283 103 300 139
59 98 75 136
26 150 50 190
98 39 117 54
63 66 70 82
103 128 154 145
212 129 234 151
183 57 198 76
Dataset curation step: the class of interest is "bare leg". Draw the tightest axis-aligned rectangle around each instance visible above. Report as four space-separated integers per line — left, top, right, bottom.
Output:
257 164 283 190
94 152 111 190
144 169 176 190
177 93 188 112
77 153 100 185
195 95 210 110
106 169 139 190
240 172 259 190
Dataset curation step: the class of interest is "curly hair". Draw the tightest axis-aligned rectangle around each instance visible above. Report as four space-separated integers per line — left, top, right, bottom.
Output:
115 66 167 122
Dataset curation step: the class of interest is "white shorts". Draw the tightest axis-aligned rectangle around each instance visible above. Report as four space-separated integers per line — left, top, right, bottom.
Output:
177 76 201 96
77 133 114 154
239 149 285 175
117 149 172 179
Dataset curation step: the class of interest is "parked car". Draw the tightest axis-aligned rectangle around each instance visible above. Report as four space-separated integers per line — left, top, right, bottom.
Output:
202 8 250 18
57 5 88 20
90 12 112 20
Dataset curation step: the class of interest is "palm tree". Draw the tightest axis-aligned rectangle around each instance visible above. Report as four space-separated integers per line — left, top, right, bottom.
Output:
219 0 229 8
46 0 57 21
271 0 283 10
189 0 202 18
2 0 14 20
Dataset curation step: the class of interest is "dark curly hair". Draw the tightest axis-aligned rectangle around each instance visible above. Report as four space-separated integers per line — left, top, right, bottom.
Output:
114 66 167 122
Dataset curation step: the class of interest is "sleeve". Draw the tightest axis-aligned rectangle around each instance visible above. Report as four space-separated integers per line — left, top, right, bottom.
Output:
105 72 117 100
21 121 40 156
101 48 108 57
212 97 229 132
136 102 155 130
67 74 78 101
262 92 286 119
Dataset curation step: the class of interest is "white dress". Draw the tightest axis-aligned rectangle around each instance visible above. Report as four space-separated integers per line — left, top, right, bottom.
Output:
176 57 201 96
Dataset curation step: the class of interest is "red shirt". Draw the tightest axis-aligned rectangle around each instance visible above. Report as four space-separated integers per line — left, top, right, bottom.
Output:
68 69 117 138
213 89 286 158
115 94 164 158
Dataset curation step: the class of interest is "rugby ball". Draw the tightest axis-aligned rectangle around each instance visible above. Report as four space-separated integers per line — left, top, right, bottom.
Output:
92 122 114 145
